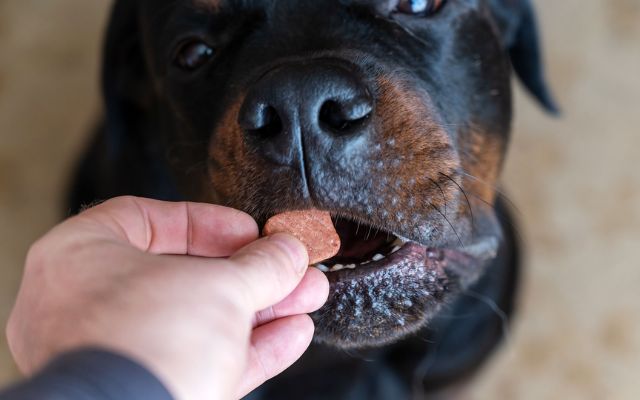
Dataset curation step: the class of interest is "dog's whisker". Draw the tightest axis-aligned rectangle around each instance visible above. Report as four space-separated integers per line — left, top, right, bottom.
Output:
411 338 443 396
459 170 520 214
183 160 208 174
458 170 500 191
416 334 436 345
429 202 464 247
451 183 524 246
494 193 525 247
440 172 475 232
437 123 468 128
365 225 373 241
461 290 512 345
456 170 525 243
340 348 375 363
431 311 480 320
428 177 448 216
333 214 342 226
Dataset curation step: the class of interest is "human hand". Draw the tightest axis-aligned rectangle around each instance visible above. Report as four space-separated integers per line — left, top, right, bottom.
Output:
6 196 329 400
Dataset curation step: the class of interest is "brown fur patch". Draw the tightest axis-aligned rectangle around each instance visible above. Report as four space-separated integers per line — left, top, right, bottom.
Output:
460 129 504 206
207 99 250 201
375 75 460 211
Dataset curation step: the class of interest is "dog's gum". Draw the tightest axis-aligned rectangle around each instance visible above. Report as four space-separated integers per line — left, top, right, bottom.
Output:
263 210 340 265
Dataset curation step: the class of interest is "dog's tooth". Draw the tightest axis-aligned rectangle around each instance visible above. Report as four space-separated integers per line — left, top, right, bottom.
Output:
330 264 345 272
346 264 356 269
391 246 401 254
360 260 371 265
372 254 385 261
315 264 329 272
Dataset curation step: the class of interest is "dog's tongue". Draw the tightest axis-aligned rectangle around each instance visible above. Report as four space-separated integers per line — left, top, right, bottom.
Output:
263 210 340 265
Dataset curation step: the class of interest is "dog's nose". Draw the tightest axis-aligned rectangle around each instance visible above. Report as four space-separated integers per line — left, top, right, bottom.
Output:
238 62 373 165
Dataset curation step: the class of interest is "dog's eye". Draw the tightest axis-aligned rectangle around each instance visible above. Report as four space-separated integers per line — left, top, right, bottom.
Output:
396 0 445 15
175 40 215 71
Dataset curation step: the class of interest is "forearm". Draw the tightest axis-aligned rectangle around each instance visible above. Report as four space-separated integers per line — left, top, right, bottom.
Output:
0 349 174 400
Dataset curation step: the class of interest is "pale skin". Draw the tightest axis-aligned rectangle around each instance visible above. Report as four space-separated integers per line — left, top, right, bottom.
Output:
5 196 330 400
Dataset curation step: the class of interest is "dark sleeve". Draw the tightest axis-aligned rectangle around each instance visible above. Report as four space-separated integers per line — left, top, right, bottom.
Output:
0 349 175 400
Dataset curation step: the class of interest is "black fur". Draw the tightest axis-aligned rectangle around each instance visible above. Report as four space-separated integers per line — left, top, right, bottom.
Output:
68 0 553 397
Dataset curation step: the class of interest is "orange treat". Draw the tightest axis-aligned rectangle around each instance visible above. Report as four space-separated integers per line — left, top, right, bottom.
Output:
263 210 340 265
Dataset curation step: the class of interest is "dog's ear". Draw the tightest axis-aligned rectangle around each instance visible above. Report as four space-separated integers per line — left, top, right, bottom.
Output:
102 0 152 157
489 0 559 114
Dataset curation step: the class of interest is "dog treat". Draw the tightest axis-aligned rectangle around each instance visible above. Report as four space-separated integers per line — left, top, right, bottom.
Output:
263 210 340 265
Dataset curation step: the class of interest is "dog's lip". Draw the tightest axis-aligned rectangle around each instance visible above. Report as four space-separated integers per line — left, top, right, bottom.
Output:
260 207 501 284
318 233 499 283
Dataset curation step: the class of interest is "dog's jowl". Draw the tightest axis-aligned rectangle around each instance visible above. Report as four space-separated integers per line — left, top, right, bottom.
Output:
69 0 556 397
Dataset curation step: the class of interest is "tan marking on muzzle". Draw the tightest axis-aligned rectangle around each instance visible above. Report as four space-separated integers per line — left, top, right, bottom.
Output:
375 76 460 211
460 130 504 206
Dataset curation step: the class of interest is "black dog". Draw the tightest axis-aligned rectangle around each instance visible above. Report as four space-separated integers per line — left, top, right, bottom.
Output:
69 0 556 398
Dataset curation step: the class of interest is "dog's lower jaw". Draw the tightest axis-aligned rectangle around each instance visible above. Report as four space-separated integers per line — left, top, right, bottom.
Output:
310 232 500 349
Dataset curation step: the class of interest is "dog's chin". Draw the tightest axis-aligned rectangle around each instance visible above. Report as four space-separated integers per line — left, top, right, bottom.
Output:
309 211 501 349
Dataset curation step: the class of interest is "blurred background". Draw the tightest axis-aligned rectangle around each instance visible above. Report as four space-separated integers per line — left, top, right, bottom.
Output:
0 0 638 398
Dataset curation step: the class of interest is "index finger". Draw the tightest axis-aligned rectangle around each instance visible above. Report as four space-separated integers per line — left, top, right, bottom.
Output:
76 196 258 257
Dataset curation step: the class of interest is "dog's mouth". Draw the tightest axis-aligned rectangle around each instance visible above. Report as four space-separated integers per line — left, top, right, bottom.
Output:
314 217 498 281
314 218 406 274
309 212 502 348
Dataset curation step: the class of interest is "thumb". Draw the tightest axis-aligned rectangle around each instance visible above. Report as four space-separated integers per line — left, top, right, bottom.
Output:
228 233 309 312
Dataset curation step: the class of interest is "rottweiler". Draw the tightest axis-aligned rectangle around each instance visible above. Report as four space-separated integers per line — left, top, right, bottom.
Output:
68 0 557 398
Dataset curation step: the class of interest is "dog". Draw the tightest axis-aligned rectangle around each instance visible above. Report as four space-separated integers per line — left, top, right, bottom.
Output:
68 0 557 398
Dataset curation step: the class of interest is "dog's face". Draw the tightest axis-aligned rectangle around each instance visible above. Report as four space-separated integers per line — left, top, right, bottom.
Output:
105 0 554 348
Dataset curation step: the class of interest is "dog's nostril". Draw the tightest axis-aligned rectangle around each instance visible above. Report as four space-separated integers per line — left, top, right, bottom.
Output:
240 105 283 138
319 97 373 135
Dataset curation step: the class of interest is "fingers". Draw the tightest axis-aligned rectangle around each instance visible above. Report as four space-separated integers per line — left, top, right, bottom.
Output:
252 267 329 327
78 196 258 257
228 234 309 312
236 315 315 399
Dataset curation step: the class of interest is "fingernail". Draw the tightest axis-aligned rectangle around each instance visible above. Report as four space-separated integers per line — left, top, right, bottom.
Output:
270 233 308 274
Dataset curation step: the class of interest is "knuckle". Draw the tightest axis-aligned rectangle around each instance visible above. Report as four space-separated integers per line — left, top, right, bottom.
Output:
24 238 49 274
85 196 122 212
111 195 138 205
92 195 138 214
5 308 32 373
5 314 17 350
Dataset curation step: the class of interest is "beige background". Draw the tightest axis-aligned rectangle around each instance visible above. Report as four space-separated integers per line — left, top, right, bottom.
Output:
1 0 639 398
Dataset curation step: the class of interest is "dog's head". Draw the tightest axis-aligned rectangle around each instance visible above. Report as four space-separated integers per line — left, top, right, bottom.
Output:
103 0 555 348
